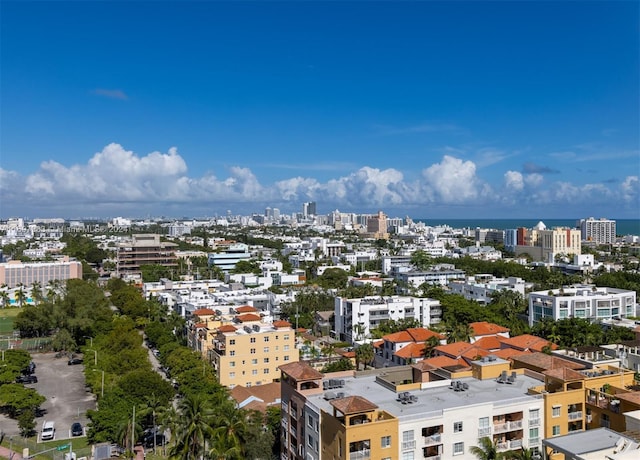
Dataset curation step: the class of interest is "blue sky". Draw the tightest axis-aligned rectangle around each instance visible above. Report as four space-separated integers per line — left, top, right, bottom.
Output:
1 1 638 220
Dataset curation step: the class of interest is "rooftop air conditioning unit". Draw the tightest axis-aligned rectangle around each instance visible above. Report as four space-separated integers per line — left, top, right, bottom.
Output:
244 326 252 334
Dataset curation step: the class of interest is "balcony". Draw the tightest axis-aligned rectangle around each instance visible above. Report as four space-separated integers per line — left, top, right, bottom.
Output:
424 456 441 460
493 422 508 433
509 439 523 449
349 449 370 460
508 420 523 430
568 411 583 421
423 434 442 446
402 440 416 450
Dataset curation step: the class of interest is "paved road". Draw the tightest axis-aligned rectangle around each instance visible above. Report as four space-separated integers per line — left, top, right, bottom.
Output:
0 352 95 442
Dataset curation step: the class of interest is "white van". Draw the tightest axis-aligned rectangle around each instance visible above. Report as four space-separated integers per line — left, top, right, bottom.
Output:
42 421 55 440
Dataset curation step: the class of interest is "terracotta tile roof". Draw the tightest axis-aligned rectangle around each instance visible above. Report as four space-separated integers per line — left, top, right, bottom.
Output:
193 308 216 316
330 395 378 414
461 348 490 362
235 305 258 313
395 343 426 359
383 328 444 344
373 340 384 349
543 367 585 381
194 322 206 329
236 313 261 322
615 392 640 406
470 321 510 336
279 362 323 380
500 334 558 352
512 352 584 371
473 336 504 351
218 325 237 333
273 320 292 328
383 330 413 343
417 355 463 369
492 348 531 360
435 341 477 358
338 350 356 359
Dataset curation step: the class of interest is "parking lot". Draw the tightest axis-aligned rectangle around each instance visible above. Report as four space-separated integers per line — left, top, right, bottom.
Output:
0 352 96 441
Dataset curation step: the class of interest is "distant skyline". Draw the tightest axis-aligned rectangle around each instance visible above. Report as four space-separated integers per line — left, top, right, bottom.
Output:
1 1 638 219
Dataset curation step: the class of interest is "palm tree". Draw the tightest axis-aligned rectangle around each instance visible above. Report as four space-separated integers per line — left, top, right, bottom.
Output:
0 290 10 308
355 342 375 370
505 447 537 460
30 281 43 305
169 394 213 460
14 284 26 308
423 335 441 358
209 403 247 460
470 437 504 460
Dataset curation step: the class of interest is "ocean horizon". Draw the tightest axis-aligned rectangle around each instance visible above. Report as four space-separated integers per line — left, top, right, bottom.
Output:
414 218 640 236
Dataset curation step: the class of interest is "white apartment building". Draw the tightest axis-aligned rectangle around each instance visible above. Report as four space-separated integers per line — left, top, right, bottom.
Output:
207 243 252 272
0 257 82 289
528 284 637 326
395 266 466 290
280 358 545 460
449 275 526 305
334 295 442 344
579 217 617 244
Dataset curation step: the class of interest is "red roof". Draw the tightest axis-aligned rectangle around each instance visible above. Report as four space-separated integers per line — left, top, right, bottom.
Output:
492 348 531 360
420 355 467 368
395 343 427 359
500 334 558 352
473 336 504 351
273 320 292 328
194 322 206 329
236 313 261 323
435 341 477 358
383 327 444 344
218 325 237 333
373 340 384 349
235 305 258 313
193 308 216 316
470 321 510 336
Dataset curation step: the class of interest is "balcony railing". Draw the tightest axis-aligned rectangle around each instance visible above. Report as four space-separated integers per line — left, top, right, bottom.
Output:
402 440 416 450
424 456 441 460
494 422 508 433
349 449 371 460
424 434 442 446
508 420 523 430
497 442 508 450
568 411 583 421
509 439 523 449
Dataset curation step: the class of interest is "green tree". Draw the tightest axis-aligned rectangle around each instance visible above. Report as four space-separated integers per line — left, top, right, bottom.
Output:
17 408 36 437
423 336 441 358
169 394 213 460
52 328 76 353
317 267 349 290
355 343 375 370
410 250 432 271
322 358 354 373
209 403 248 459
0 384 46 418
470 437 505 460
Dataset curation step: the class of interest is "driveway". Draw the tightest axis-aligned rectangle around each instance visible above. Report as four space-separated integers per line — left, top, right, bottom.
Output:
0 352 96 441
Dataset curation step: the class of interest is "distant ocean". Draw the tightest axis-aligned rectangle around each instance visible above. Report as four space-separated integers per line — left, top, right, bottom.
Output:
414 219 640 236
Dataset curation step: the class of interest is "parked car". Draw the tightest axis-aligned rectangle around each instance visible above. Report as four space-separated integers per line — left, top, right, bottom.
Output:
23 361 36 374
68 358 83 365
41 421 55 441
17 374 38 384
71 422 83 437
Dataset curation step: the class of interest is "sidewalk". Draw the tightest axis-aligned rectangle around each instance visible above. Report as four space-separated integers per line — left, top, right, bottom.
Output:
0 446 23 460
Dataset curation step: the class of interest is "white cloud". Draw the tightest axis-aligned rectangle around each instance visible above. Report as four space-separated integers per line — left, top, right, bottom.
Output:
2 144 638 218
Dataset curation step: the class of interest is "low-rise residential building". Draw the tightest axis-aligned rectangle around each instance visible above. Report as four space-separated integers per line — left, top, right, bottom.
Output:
208 243 252 272
116 234 178 280
449 275 526 305
210 318 298 389
373 328 446 367
528 285 637 326
334 295 443 344
280 358 546 460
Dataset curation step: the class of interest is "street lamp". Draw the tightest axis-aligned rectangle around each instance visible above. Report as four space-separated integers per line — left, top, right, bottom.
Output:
83 336 93 348
93 369 104 398
91 349 97 366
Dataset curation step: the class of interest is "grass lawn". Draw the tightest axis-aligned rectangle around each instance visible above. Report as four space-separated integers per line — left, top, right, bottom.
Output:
0 308 20 337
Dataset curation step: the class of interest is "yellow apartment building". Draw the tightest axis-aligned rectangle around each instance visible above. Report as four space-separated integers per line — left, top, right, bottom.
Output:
211 317 298 388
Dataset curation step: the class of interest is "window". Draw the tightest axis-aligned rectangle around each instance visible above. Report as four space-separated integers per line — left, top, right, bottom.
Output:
552 406 561 417
401 452 414 460
478 417 490 436
264 368 269 374
308 415 313 427
381 436 391 448
284 335 290 340
264 357 270 363
552 425 560 436
284 345 290 351
251 359 258 365
250 337 256 343
308 435 313 447
229 372 235 378
453 442 464 455
250 348 256 354
230 350 235 356
529 409 540 420
264 347 269 353
229 339 236 345
284 355 290 361
230 361 235 368
454 421 463 433
264 336 270 342
402 430 414 442
529 427 539 442
252 369 258 375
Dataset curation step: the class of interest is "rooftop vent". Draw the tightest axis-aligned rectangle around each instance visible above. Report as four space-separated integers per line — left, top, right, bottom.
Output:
243 326 252 334
324 391 337 400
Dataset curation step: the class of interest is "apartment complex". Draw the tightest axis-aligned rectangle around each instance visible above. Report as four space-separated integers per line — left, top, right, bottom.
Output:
0 257 82 288
116 234 178 278
367 211 389 239
210 317 298 388
334 296 443 344
507 222 582 262
280 358 545 460
207 243 252 272
579 217 617 244
448 275 526 305
528 284 637 326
